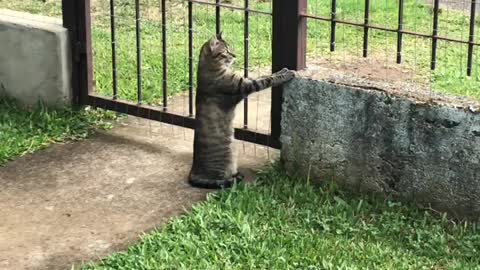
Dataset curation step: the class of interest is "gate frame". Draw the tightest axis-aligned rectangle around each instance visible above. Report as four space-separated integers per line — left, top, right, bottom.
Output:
271 0 307 143
61 0 307 149
62 0 92 107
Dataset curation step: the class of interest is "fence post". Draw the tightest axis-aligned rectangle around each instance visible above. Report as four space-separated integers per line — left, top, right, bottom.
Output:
271 0 307 148
62 0 93 107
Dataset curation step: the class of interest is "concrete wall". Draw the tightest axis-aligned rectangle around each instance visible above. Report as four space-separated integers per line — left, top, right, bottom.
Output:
281 78 480 220
0 9 71 106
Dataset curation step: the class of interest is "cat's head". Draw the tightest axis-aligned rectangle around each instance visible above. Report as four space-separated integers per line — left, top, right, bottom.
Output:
201 32 236 67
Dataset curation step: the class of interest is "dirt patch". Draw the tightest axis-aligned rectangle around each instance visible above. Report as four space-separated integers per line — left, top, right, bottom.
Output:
423 0 480 14
301 55 480 112
310 55 418 83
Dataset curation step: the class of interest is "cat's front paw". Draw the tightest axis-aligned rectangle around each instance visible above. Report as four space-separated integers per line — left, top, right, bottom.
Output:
279 68 296 82
272 68 296 87
277 67 293 75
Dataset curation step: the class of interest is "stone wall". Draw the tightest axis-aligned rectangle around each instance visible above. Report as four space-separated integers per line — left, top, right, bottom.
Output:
0 9 71 106
281 78 480 220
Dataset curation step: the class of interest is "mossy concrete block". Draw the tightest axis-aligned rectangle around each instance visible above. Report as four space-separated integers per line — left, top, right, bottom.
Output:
281 78 480 220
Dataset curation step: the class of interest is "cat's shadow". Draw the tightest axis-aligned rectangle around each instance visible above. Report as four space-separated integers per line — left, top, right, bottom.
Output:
95 130 262 184
95 130 193 161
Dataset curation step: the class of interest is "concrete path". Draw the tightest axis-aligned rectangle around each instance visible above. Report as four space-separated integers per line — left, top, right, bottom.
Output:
0 90 276 270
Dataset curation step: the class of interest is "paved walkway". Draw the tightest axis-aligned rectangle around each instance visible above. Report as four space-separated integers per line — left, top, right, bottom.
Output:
0 89 277 269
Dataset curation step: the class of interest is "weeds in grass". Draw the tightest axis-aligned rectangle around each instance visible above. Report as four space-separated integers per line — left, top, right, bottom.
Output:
0 98 118 165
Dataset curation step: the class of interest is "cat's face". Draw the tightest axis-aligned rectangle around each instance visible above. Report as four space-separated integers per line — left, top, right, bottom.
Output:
205 32 236 66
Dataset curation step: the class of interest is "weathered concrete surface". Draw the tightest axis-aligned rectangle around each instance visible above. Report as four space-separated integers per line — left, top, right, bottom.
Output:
0 9 71 106
0 116 277 270
281 78 480 220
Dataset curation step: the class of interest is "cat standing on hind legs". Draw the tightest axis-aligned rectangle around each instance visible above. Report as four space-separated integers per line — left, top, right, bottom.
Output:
188 33 295 189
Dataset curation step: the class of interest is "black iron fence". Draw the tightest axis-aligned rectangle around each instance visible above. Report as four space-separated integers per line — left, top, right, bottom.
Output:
303 0 478 75
61 0 478 149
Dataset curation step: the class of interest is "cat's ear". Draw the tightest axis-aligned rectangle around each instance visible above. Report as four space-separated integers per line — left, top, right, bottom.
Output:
209 35 219 52
216 31 223 41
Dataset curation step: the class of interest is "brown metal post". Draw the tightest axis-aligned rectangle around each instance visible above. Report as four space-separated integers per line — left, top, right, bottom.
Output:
271 0 307 148
62 0 93 106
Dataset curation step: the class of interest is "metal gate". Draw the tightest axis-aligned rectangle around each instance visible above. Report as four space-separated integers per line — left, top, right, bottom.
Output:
61 0 306 149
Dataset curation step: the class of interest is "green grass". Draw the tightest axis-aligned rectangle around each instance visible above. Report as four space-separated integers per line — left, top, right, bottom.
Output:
0 98 117 165
82 164 480 270
4 0 480 102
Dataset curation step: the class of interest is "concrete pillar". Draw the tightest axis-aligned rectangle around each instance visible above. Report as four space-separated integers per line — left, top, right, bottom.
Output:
0 9 71 107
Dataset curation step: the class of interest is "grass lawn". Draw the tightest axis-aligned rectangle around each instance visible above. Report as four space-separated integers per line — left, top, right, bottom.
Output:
4 0 480 103
0 98 116 165
82 164 480 270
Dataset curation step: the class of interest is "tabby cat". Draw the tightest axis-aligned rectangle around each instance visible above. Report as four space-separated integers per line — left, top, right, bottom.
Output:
189 33 295 189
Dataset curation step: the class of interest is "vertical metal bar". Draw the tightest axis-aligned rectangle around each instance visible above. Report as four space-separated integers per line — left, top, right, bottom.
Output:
135 0 142 103
61 0 75 44
215 0 221 34
467 0 477 76
396 0 404 64
431 0 440 70
62 0 93 106
62 0 78 104
84 0 93 103
272 0 307 147
330 0 337 52
109 0 118 99
243 0 249 129
161 0 168 109
188 0 194 117
363 0 370 57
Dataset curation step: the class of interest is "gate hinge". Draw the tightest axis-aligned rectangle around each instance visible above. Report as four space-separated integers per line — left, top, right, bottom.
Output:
73 41 86 62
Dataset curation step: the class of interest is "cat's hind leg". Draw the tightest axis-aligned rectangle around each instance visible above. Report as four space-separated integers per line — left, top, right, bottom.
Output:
232 172 244 182
188 173 242 189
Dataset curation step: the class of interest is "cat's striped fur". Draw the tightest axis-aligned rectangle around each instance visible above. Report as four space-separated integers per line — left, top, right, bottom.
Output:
189 33 295 189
